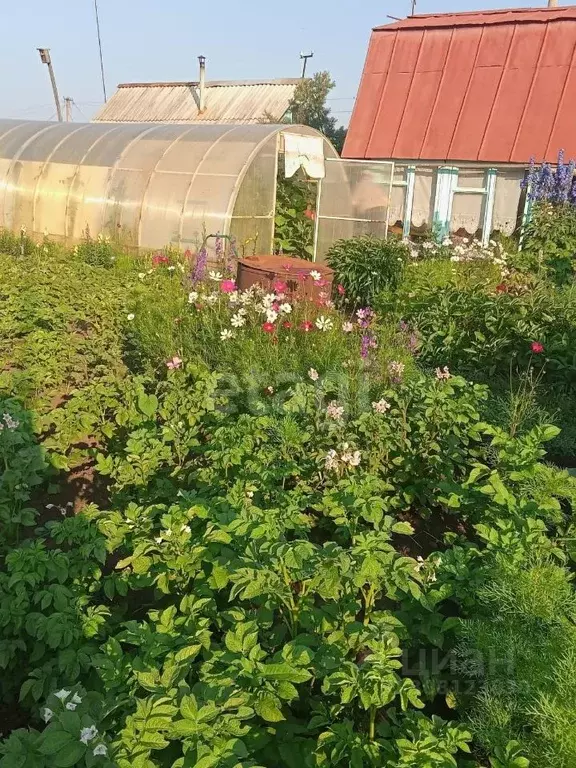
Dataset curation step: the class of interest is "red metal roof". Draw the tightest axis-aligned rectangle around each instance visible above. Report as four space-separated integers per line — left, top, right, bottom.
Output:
343 6 576 164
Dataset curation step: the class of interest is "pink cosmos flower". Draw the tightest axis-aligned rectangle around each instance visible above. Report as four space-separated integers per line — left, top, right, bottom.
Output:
262 322 275 333
300 320 313 332
282 321 292 329
220 279 236 294
166 355 182 370
337 284 346 295
273 280 288 293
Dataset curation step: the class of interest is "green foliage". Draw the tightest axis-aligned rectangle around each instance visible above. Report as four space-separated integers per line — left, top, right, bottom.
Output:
517 202 576 285
0 247 135 411
327 236 410 308
289 72 346 154
457 553 576 767
274 171 316 259
0 399 47 550
2 235 576 768
74 232 122 269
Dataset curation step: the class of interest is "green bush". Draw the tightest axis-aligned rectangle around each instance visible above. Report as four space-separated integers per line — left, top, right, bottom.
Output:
516 202 576 285
326 235 409 308
458 554 576 767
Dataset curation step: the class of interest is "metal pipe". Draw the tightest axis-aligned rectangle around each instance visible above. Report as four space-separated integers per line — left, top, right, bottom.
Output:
548 0 559 6
37 48 63 122
198 55 206 113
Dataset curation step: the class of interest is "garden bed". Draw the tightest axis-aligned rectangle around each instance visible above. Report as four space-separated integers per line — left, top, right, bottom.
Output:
0 226 575 768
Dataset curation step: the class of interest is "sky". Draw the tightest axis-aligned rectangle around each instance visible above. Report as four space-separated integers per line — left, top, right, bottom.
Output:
2 0 541 125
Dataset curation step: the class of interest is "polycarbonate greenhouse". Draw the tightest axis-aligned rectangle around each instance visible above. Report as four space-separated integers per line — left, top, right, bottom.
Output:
0 119 394 260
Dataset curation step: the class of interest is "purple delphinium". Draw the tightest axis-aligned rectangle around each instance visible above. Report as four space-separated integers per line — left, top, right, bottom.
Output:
525 149 576 204
192 246 208 283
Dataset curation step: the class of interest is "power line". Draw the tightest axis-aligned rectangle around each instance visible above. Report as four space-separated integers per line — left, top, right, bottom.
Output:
94 0 107 103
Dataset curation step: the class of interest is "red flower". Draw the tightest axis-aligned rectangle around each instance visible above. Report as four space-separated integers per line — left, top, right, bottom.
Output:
337 284 346 295
531 341 544 354
282 321 292 329
300 320 313 332
152 253 169 267
262 322 275 333
496 283 507 293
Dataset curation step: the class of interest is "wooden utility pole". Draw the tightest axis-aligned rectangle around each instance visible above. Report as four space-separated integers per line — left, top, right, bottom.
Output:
64 97 73 122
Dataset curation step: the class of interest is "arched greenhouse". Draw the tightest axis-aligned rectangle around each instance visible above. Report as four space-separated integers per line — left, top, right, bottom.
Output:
0 119 394 260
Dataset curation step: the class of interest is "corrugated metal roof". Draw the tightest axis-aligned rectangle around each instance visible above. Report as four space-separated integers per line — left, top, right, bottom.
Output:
344 6 576 164
94 79 300 124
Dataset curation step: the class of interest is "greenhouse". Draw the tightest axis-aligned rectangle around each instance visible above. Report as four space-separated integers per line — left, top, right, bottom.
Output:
0 119 394 260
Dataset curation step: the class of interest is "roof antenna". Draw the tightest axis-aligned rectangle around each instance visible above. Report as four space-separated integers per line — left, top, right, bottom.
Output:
411 0 416 15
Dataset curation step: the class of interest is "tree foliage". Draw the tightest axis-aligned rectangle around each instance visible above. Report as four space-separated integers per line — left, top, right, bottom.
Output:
290 71 347 154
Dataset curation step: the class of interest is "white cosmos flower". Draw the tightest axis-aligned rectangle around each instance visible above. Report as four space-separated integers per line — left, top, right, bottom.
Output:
315 315 333 332
262 293 276 309
220 329 235 341
237 307 247 316
230 313 246 328
188 291 198 303
342 321 354 333
228 291 240 304
209 270 223 281
54 689 71 701
279 303 292 314
127 313 135 321
42 708 53 723
309 270 322 282
266 309 278 323
80 726 98 745
206 294 218 305
93 744 108 757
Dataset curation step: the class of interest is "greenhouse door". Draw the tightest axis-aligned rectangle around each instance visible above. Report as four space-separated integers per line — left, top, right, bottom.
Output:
313 158 395 262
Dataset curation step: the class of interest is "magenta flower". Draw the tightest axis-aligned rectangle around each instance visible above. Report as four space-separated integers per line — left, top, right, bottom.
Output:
220 279 236 294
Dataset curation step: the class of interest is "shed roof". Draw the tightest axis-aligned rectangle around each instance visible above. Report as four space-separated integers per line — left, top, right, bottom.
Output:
343 6 576 164
94 79 300 124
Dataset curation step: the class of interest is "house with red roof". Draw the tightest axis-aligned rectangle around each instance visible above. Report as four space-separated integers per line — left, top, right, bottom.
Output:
343 5 576 241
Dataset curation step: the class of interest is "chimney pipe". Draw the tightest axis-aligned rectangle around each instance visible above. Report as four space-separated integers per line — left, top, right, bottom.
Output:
548 0 558 7
198 55 206 113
